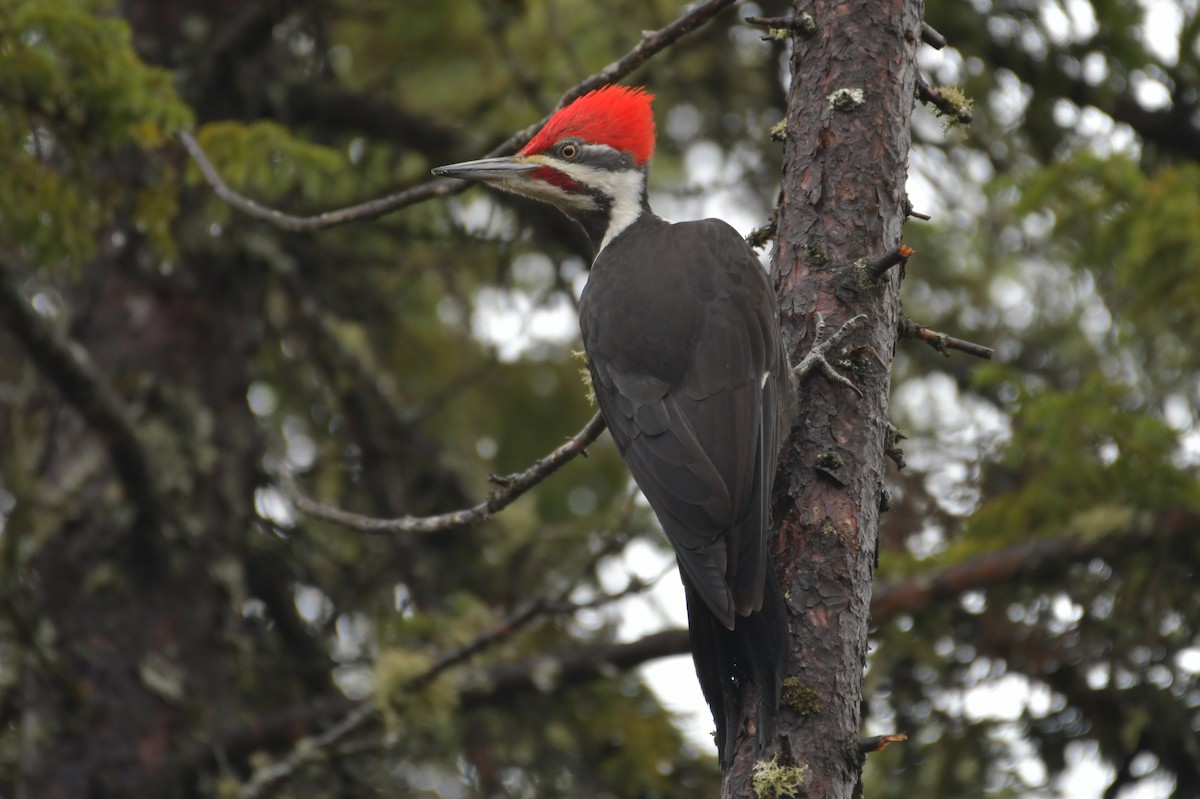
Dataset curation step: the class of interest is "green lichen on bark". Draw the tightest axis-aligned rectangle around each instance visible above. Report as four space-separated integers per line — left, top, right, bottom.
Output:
781 676 820 715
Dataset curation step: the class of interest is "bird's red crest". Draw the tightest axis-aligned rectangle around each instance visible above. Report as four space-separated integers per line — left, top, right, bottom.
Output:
521 85 656 166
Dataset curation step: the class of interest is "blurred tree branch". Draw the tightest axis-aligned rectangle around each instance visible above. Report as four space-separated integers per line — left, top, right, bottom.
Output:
937 12 1200 162
179 0 739 231
232 529 648 796
0 260 167 543
872 508 1198 621
279 411 606 533
202 508 1200 793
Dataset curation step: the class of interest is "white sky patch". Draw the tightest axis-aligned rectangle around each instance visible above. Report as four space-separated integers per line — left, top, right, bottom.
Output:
918 41 966 85
905 149 945 218
598 534 714 749
1039 0 1099 44
1058 741 1116 799
651 139 772 238
990 69 1034 131
470 286 578 362
989 274 1038 331
923 673 1181 798
1139 0 1185 64
254 485 296 527
908 136 994 221
1081 51 1110 86
1176 647 1200 674
511 252 555 287
294 583 333 626
892 372 1012 520
683 140 723 186
664 103 703 143
1131 70 1173 111
1174 430 1200 466
451 194 517 240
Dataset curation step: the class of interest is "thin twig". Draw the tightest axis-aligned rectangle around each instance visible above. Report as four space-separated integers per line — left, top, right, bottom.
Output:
415 601 554 689
415 534 642 686
866 244 915 279
898 316 995 360
238 700 376 798
180 131 462 233
281 412 607 533
0 260 167 541
181 0 739 232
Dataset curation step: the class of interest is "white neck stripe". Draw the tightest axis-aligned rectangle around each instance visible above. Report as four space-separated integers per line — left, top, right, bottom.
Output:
598 170 645 252
549 161 646 253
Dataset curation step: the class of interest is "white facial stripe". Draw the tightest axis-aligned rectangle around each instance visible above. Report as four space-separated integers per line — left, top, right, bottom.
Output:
551 161 646 252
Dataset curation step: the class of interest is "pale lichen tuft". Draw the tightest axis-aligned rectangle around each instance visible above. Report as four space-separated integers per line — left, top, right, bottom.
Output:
827 87 865 111
752 755 809 798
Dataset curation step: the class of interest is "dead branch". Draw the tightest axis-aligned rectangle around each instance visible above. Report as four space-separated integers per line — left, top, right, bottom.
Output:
898 315 995 360
916 73 974 124
859 733 908 754
867 244 915 279
920 22 946 49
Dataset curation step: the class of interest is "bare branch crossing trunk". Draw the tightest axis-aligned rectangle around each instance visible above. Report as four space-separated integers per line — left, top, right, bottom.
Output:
722 1 922 796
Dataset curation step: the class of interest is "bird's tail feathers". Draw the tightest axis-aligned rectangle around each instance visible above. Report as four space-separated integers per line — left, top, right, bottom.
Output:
684 570 788 766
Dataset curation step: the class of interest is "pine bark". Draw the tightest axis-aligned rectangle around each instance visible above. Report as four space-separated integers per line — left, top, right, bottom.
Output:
722 1 922 796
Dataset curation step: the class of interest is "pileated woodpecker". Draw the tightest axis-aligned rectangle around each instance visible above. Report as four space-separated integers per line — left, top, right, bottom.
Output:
435 86 793 763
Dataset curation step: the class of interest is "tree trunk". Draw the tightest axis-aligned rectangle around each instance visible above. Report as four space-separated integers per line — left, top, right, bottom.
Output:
722 1 921 796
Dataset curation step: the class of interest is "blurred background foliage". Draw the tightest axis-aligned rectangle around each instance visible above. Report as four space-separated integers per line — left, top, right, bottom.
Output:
0 0 1197 797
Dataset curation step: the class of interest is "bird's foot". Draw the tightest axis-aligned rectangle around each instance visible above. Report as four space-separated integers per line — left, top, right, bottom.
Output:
793 312 868 397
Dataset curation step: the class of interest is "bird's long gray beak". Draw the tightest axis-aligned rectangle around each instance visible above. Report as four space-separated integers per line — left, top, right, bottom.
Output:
432 156 536 181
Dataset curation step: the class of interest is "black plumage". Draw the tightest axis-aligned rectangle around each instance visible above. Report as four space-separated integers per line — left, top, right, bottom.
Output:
579 213 794 763
431 85 796 764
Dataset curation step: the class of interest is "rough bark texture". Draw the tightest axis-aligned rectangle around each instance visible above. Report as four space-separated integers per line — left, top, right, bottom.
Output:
721 1 921 796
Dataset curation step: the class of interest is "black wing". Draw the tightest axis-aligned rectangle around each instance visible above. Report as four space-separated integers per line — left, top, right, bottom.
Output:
580 215 792 629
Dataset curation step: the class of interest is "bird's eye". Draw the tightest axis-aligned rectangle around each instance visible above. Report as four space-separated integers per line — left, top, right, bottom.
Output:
559 143 579 159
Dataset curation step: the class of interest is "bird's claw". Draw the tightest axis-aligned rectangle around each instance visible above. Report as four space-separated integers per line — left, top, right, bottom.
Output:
793 312 868 397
